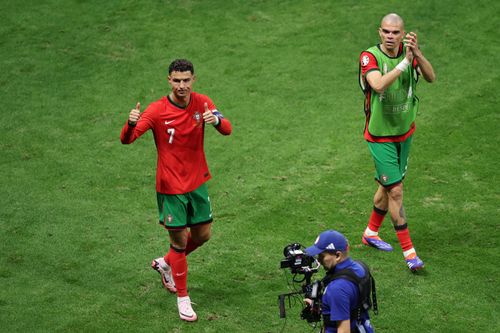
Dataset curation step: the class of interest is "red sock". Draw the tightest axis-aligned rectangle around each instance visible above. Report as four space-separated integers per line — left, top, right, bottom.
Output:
367 206 387 233
395 224 414 252
165 247 188 297
185 232 201 256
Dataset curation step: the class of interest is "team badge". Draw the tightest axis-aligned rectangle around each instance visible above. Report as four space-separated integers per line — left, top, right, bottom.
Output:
192 111 202 127
361 55 370 67
380 174 389 184
167 214 173 224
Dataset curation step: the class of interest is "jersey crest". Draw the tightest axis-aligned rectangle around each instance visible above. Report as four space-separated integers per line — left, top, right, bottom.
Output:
192 111 202 127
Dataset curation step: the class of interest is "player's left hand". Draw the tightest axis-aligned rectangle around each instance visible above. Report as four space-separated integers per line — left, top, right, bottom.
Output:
404 32 422 57
203 103 219 125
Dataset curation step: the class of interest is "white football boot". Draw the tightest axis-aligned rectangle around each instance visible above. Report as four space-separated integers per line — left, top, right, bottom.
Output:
177 296 197 322
151 257 177 293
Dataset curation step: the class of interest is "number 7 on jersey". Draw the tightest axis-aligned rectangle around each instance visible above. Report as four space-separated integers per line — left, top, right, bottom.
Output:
167 128 175 144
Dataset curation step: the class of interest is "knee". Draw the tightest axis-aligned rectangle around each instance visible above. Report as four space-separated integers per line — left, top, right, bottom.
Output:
169 230 188 250
387 184 403 201
374 192 388 208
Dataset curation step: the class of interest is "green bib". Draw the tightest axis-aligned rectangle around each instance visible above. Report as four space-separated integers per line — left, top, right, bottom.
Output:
361 45 419 137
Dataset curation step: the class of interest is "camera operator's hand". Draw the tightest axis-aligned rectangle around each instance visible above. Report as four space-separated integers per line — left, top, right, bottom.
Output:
303 298 313 306
301 298 322 323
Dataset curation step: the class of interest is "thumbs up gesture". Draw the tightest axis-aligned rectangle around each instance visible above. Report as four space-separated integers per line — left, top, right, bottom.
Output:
128 102 141 126
202 103 219 125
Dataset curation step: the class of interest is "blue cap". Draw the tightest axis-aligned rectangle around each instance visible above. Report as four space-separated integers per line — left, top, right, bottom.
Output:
305 230 348 256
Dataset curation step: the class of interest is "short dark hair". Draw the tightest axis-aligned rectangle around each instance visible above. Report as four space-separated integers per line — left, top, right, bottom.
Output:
168 59 194 74
324 249 346 256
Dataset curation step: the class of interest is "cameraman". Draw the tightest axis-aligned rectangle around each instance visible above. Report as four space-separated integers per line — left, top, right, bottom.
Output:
305 230 374 333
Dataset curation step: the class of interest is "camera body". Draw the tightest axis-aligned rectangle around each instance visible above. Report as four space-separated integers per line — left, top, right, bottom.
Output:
279 243 323 323
280 243 318 275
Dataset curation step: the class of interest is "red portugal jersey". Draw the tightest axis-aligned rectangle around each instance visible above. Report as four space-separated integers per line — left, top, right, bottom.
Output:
120 92 232 194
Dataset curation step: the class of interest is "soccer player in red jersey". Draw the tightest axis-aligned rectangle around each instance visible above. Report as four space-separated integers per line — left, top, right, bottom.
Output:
120 59 232 321
358 14 435 271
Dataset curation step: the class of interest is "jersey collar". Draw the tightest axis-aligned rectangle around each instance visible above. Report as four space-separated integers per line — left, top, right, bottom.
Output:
167 94 191 109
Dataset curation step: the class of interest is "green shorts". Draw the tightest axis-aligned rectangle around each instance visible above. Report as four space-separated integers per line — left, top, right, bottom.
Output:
157 183 213 229
367 135 413 187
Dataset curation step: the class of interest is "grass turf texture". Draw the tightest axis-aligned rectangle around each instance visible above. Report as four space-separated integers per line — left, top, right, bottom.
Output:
1 0 499 332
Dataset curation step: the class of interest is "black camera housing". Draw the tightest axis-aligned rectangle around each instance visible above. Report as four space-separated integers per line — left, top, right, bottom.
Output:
280 243 318 275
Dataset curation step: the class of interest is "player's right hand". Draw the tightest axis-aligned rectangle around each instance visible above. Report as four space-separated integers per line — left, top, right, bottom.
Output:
404 32 416 61
128 102 141 125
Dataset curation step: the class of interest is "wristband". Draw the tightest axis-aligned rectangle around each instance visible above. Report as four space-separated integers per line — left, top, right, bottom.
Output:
213 116 220 126
395 58 410 72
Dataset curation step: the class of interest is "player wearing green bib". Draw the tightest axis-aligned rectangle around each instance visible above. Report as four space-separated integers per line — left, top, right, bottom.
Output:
358 13 435 271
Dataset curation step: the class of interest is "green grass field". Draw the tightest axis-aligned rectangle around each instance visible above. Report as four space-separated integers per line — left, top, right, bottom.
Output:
1 0 499 332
